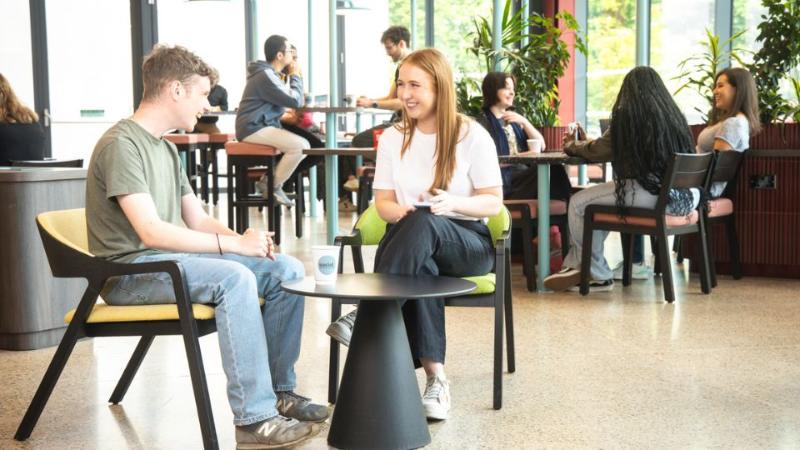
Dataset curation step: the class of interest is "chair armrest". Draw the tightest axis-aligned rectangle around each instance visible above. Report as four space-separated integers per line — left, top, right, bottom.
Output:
334 229 363 247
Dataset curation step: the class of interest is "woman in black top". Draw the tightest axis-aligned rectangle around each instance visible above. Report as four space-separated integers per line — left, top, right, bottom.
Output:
0 73 45 165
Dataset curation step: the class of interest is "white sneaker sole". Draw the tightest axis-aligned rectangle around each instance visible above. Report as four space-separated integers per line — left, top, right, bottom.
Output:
326 322 351 347
424 403 450 421
543 270 581 292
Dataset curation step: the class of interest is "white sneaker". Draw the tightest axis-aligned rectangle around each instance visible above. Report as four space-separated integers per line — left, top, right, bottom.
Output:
612 262 653 280
543 267 581 292
343 178 359 192
273 187 295 207
422 374 451 420
338 198 357 212
326 309 357 346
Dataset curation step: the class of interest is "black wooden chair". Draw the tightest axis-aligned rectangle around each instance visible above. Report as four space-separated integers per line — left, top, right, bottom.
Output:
504 199 569 292
675 150 745 286
579 153 714 303
328 205 514 410
15 209 221 450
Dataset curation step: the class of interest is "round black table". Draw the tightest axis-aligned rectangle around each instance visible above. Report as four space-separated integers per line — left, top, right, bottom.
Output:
282 273 476 450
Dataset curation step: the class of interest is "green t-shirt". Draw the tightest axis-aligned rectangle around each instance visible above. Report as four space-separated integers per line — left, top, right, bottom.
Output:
86 119 192 263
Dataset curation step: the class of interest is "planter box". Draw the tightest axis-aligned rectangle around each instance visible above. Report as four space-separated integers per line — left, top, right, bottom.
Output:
540 126 569 151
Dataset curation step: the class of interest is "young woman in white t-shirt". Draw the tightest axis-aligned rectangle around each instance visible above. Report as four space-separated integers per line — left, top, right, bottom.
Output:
326 48 503 421
696 67 760 196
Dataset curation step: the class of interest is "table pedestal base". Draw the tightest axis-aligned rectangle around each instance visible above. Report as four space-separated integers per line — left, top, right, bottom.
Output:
328 300 431 450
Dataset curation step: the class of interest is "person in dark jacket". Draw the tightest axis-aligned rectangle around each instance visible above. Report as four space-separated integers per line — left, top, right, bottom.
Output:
475 71 571 201
235 35 308 207
0 73 45 165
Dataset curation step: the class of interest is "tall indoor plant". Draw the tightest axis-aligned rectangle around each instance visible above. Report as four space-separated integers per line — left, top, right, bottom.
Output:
456 0 586 147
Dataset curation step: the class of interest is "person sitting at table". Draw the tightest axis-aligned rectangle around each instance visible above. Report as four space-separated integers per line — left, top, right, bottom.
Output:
475 71 571 202
544 66 700 292
0 73 45 165
327 48 503 420
236 35 307 207
570 121 653 281
696 67 760 196
193 71 228 135
86 44 327 449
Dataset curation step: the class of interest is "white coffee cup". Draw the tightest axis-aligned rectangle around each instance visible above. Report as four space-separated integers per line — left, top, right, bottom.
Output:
312 245 340 284
527 138 544 153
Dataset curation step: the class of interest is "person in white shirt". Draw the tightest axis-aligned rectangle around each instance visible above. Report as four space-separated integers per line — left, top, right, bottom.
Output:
326 48 503 421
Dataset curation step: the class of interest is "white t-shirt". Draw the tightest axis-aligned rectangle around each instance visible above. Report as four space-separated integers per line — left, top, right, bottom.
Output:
373 120 503 220
695 114 750 197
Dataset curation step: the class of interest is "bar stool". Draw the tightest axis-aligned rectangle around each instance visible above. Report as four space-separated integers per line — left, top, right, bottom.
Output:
206 133 235 205
164 133 210 196
225 141 282 242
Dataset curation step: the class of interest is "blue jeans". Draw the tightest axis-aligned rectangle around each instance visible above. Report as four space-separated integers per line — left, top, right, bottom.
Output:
103 252 305 426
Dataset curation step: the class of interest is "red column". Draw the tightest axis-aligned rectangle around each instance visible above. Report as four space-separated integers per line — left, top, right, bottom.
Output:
543 0 576 124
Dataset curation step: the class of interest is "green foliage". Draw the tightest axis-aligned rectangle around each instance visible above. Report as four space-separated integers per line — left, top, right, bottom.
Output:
585 0 635 125
746 0 800 123
788 77 800 122
672 28 750 122
456 0 586 126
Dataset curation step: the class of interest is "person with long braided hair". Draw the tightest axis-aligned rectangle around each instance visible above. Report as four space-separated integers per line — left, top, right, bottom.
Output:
544 66 700 292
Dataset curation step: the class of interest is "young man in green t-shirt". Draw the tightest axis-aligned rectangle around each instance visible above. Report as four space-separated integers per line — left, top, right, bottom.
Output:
86 45 326 449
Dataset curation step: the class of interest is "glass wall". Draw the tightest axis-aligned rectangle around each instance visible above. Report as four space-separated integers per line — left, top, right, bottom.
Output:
651 0 716 125
158 0 246 134
434 0 493 77
585 0 636 134
45 0 133 161
0 0 34 107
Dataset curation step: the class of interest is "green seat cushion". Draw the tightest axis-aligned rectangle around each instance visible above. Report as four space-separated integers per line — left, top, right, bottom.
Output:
461 273 496 295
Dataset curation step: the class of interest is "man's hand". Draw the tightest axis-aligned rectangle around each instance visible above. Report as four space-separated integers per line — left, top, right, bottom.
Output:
230 228 272 259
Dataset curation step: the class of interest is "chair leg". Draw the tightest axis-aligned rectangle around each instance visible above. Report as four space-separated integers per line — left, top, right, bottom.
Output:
656 232 675 302
200 147 210 203
14 319 84 441
493 263 504 410
179 321 218 450
698 218 713 295
622 233 634 286
727 215 742 280
519 207 535 292
211 147 219 205
673 235 684 263
294 172 304 239
707 220 719 288
579 215 594 295
651 235 661 274
557 220 570 257
328 299 342 404
108 335 155 404
226 161 235 230
504 251 515 374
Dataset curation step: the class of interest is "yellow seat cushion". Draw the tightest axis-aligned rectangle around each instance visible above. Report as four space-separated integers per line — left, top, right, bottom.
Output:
64 298 265 324
462 273 496 295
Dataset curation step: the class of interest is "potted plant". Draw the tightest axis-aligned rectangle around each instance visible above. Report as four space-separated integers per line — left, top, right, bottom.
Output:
455 0 586 149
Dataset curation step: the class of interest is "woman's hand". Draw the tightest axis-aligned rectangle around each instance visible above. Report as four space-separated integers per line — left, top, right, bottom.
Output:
429 189 462 215
501 111 528 126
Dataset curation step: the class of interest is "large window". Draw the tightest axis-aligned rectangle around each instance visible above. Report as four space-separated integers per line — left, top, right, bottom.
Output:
0 0 34 107
585 0 636 134
158 0 246 134
45 0 133 161
651 0 716 125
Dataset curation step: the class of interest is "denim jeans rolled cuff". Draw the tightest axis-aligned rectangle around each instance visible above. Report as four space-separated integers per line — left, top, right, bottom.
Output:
103 251 305 426
562 180 659 281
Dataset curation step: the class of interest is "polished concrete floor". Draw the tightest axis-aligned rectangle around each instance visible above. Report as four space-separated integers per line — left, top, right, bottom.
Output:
3 202 800 449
